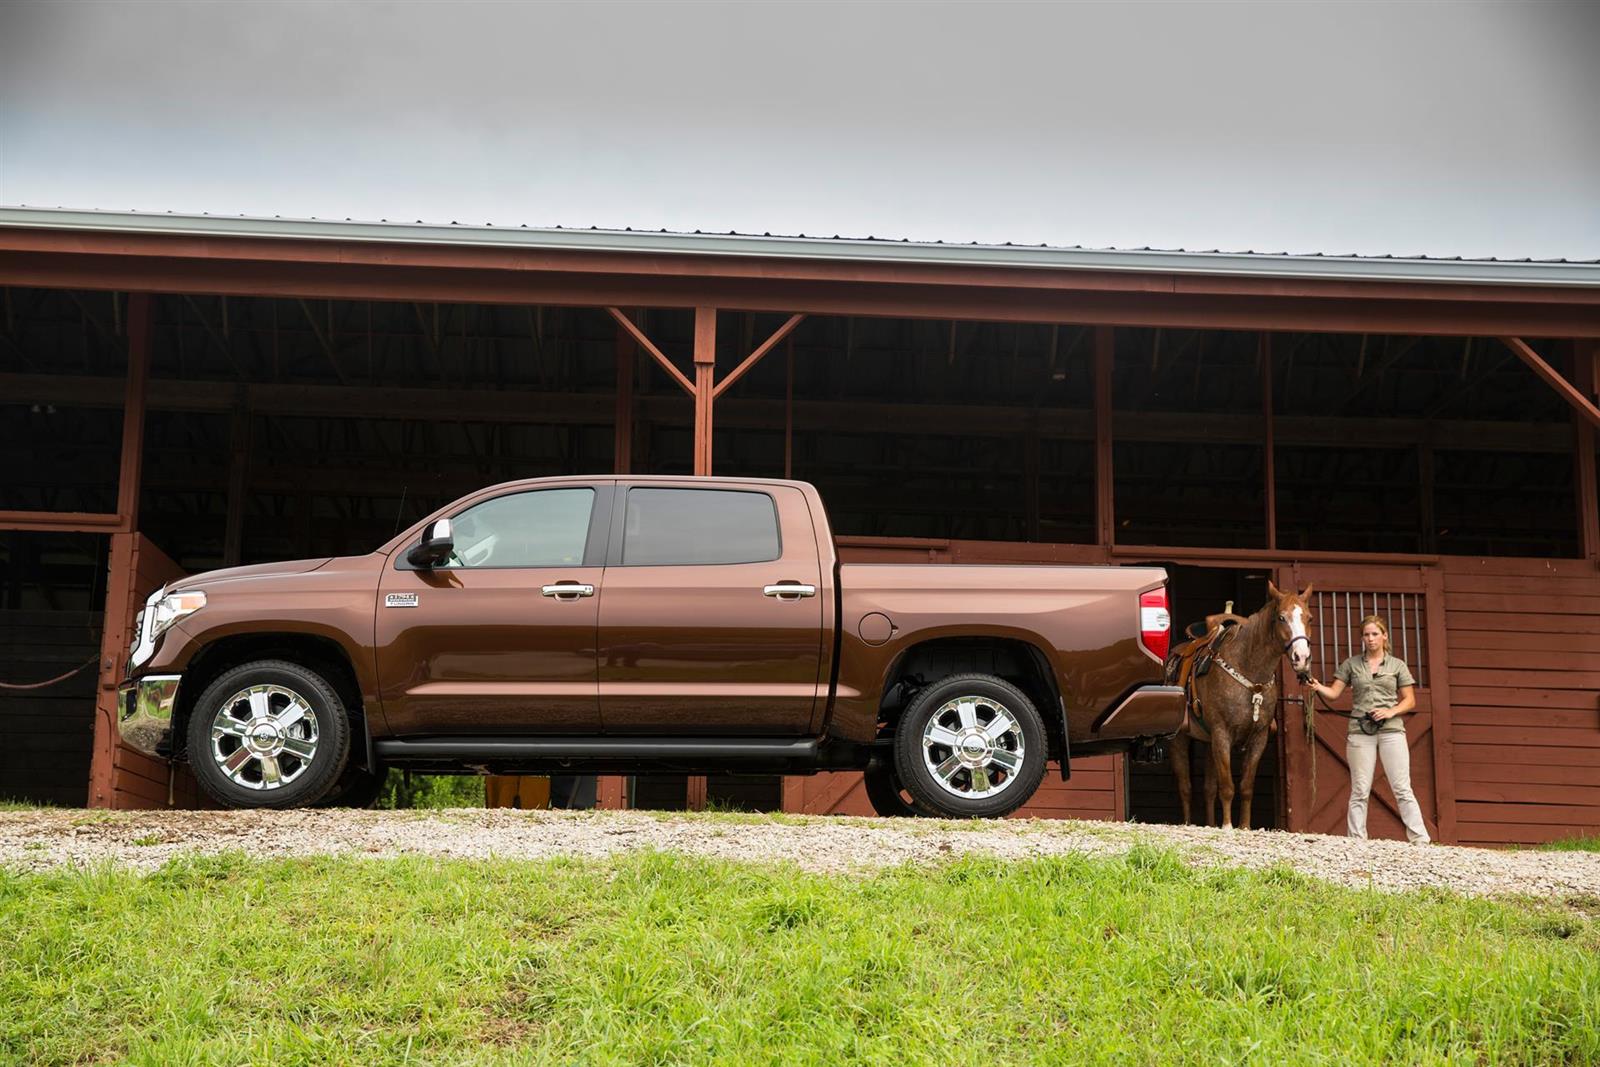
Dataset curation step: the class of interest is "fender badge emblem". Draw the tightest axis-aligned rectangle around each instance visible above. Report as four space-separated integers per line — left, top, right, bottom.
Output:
385 593 419 608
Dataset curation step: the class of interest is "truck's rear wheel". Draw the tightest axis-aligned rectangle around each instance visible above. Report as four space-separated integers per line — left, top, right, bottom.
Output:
893 673 1047 819
186 659 351 809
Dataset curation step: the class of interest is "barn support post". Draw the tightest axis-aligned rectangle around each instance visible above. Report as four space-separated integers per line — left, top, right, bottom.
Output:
1261 332 1277 550
692 307 716 478
1418 445 1437 554
222 390 250 566
784 335 795 479
613 319 634 475
114 295 152 533
1094 326 1114 549
1571 342 1600 563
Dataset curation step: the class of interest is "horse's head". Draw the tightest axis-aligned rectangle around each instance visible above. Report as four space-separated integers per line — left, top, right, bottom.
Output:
1266 580 1315 679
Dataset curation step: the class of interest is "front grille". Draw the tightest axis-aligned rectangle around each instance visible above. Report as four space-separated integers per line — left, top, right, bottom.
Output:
131 610 145 652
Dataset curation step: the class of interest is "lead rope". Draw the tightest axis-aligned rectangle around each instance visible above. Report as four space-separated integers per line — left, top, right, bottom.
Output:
0 656 100 690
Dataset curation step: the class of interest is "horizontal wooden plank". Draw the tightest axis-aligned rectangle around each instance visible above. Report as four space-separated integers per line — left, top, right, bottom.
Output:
1446 611 1600 634
1457 782 1600 806
1452 725 1600 747
1448 686 1597 709
1449 668 1600 689
1447 592 1600 616
1442 573 1600 596
112 753 171 787
1457 801 1600 826
1454 706 1600 729
1441 556 1599 579
1446 649 1600 672
112 781 172 808
1455 760 1600 786
1451 742 1600 767
1458 824 1597 846
1445 630 1600 653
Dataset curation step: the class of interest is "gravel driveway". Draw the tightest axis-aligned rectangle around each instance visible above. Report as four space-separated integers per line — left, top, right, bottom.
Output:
3 808 1597 904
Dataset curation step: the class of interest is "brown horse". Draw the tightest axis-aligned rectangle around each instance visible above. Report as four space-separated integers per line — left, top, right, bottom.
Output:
1170 582 1314 829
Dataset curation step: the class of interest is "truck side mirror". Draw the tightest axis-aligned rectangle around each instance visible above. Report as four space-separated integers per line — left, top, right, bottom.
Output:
406 517 454 568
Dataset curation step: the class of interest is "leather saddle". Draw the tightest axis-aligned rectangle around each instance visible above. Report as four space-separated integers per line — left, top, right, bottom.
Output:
1163 612 1248 691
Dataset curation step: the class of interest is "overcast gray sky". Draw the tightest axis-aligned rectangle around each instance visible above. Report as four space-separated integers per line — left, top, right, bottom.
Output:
2 0 1597 258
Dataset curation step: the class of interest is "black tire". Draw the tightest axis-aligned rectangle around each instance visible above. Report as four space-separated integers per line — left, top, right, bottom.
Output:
315 766 389 809
186 659 352 809
893 672 1048 819
862 758 924 818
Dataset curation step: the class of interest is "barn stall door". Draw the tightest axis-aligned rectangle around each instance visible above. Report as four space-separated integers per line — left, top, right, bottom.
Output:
1278 564 1452 842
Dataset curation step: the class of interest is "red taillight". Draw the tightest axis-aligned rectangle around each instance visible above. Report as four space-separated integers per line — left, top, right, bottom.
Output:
1140 588 1172 661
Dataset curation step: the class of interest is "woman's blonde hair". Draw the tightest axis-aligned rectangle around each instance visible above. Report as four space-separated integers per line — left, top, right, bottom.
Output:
1359 614 1391 655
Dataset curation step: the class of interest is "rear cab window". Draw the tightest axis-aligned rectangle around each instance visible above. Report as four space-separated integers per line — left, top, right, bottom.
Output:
621 488 781 565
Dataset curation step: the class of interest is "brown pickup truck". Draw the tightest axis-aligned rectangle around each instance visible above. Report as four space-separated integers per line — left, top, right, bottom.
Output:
119 476 1182 817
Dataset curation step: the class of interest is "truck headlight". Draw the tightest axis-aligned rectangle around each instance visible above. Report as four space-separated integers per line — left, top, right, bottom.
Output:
150 590 206 639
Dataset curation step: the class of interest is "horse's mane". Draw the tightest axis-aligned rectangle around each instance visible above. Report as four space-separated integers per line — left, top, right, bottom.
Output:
1229 596 1279 660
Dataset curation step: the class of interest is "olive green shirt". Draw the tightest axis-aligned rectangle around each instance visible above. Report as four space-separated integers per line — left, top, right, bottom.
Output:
1335 653 1416 734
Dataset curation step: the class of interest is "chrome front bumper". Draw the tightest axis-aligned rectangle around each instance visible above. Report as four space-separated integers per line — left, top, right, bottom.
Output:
117 675 182 758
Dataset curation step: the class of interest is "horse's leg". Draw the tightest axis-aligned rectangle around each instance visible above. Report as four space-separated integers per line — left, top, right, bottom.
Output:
1203 728 1223 827
1237 726 1272 830
1170 730 1193 824
1210 724 1237 829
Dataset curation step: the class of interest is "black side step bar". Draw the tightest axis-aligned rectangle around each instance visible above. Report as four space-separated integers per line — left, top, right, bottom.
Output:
372 736 822 774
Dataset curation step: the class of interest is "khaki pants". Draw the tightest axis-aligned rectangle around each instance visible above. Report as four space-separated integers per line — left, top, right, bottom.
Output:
1346 730 1431 843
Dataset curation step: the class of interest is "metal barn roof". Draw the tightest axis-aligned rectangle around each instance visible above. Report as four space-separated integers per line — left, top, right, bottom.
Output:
2 206 1599 288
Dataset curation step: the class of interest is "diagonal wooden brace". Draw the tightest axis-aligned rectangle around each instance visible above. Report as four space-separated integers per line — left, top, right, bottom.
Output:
607 307 696 396
1500 336 1600 430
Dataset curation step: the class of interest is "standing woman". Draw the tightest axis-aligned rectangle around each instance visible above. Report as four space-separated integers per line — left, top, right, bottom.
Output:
1306 614 1431 843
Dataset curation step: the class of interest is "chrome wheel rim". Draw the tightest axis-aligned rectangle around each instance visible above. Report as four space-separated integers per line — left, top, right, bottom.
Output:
209 684 319 790
921 694 1025 800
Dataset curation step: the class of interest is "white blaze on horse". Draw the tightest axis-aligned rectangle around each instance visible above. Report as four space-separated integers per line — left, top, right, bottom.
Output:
1166 582 1314 830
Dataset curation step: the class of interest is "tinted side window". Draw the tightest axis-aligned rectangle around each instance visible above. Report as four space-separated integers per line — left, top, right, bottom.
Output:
623 489 781 565
447 488 594 568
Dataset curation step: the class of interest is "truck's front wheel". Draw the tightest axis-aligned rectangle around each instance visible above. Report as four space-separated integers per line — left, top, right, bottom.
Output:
893 673 1047 818
187 659 351 809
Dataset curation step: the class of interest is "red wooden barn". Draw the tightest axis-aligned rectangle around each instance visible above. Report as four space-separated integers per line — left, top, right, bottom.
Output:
1 208 1597 846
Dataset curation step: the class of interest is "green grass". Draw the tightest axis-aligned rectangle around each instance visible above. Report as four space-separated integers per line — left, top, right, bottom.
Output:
2 847 1596 1065
375 771 486 809
1538 833 1600 852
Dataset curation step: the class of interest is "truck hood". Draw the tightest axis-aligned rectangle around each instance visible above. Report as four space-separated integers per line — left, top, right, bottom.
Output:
166 557 334 592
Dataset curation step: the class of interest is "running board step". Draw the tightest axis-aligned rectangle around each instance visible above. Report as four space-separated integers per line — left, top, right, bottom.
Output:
372 736 821 774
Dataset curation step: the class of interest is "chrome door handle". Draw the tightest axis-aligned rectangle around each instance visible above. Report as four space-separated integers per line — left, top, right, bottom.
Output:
763 583 816 599
542 583 595 599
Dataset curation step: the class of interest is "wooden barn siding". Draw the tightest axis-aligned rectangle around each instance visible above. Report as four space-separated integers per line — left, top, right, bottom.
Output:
1443 557 1600 847
0 610 101 806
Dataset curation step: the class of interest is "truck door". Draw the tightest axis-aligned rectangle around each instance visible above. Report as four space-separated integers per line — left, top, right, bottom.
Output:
597 484 824 735
376 484 610 735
